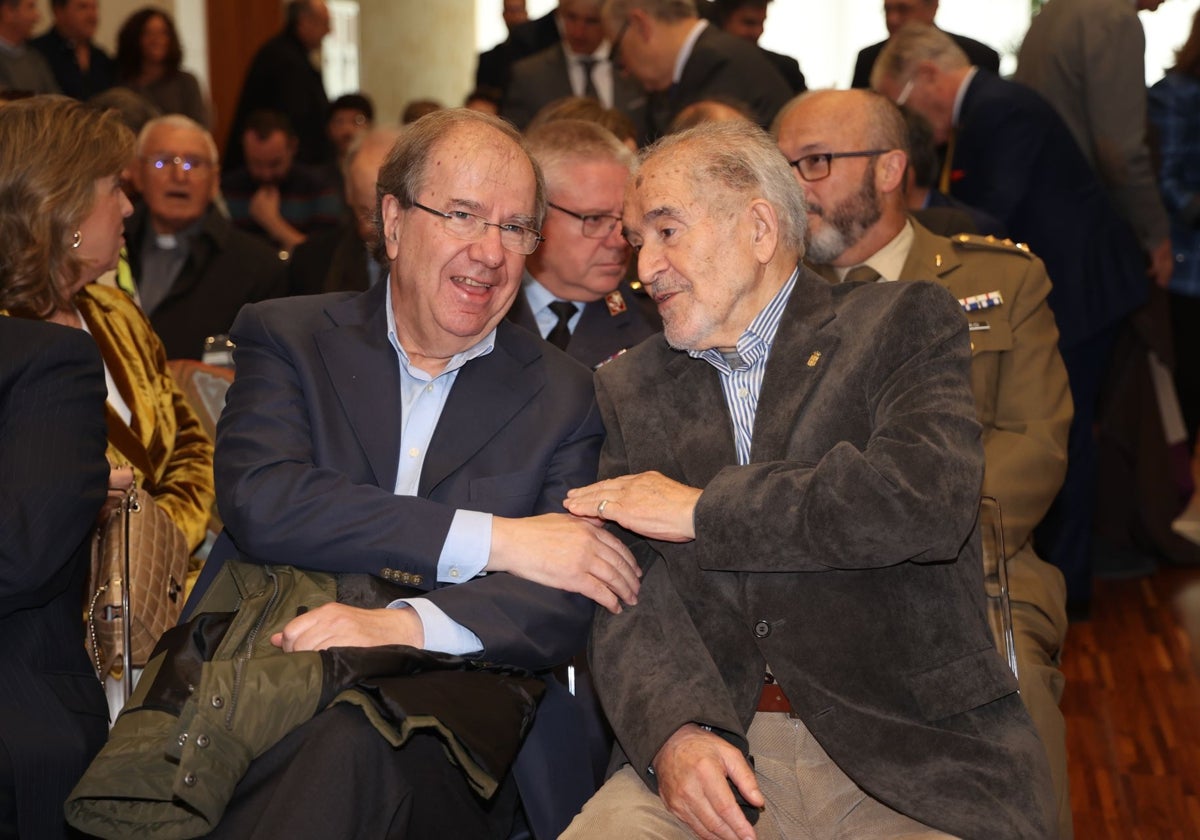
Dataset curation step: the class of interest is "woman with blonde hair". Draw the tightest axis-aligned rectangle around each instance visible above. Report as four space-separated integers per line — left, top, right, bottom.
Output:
0 97 215 707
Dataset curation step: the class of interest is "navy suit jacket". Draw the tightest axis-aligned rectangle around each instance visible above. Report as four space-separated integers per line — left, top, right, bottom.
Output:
506 280 662 370
644 25 792 143
501 43 647 131
199 280 606 838
0 318 109 839
950 70 1146 348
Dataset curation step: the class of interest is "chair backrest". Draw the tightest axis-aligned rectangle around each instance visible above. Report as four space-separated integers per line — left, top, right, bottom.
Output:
979 496 1019 680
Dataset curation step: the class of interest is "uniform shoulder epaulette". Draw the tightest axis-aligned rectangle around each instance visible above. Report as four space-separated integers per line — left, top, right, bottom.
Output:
949 233 1034 259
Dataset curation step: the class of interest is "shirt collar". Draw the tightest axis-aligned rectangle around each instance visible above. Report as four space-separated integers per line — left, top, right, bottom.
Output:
385 275 496 377
673 19 708 85
523 273 566 313
831 220 914 283
952 66 979 127
690 266 799 373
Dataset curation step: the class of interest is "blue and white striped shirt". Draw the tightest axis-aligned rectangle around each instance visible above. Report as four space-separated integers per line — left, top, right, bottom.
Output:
688 268 799 465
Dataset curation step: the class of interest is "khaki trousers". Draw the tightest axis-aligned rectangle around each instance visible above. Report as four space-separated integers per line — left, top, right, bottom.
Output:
561 713 957 839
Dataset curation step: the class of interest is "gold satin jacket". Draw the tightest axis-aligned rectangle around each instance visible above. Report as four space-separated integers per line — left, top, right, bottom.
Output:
74 284 215 552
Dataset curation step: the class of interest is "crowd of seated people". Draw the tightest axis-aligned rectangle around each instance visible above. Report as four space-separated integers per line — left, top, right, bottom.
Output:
0 0 1196 837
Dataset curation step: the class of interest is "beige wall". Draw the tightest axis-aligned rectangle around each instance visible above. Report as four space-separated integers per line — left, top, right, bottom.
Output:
357 0 476 124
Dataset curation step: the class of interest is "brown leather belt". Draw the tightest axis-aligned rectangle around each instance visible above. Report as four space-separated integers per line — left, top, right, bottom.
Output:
758 675 794 714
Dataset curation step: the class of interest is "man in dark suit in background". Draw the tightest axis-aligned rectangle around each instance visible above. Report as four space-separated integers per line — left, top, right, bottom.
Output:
705 0 805 94
288 125 402 297
475 0 559 99
559 119 1054 840
601 0 791 144
195 109 639 840
0 318 109 839
507 118 659 369
872 23 1147 614
125 115 286 360
503 0 646 131
29 0 112 99
850 0 998 89
224 0 332 170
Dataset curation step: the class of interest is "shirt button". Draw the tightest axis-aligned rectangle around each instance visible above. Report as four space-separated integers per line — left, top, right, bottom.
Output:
754 620 771 638
426 384 434 392
408 447 419 458
737 387 749 399
450 568 460 578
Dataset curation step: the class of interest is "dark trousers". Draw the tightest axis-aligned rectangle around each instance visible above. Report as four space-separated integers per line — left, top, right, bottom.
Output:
1170 291 1200 446
206 704 520 839
1035 325 1120 608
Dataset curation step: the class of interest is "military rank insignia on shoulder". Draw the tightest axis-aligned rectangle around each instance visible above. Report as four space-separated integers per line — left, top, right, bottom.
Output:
951 233 1034 258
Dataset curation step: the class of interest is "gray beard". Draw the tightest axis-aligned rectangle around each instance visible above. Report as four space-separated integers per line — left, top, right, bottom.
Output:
805 168 882 265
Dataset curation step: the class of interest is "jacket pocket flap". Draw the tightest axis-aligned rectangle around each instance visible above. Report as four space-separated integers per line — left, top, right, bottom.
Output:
904 647 1017 722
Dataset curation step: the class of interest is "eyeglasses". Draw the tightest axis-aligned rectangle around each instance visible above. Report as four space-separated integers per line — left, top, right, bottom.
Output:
410 201 544 255
548 202 621 239
144 154 212 173
788 150 891 183
894 78 915 106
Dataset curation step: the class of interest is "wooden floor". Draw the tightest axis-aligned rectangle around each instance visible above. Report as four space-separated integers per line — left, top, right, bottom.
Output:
1062 565 1200 837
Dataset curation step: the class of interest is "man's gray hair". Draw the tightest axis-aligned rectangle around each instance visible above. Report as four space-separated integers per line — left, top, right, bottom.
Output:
870 23 969 89
639 120 807 256
525 118 633 190
373 108 547 263
136 114 220 166
602 0 697 27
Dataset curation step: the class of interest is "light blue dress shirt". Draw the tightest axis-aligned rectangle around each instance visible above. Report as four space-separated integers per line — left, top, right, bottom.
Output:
383 279 495 655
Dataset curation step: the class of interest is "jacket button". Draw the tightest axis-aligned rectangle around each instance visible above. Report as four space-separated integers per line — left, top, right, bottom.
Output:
211 695 224 709
196 734 210 748
411 574 423 586
183 772 197 787
754 620 771 638
177 733 188 747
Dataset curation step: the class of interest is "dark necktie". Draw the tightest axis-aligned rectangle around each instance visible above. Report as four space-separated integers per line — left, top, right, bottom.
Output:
579 57 599 100
547 301 578 349
844 265 882 284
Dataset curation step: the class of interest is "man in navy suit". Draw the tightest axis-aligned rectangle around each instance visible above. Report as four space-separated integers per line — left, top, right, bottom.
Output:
507 118 660 369
502 0 647 131
872 23 1147 611
602 0 791 144
198 109 640 839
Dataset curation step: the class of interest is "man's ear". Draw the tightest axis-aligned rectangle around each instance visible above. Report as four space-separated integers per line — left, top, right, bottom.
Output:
876 149 908 194
748 198 779 266
381 194 403 261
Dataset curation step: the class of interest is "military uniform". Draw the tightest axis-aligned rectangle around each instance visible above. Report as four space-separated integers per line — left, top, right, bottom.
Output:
818 219 1075 839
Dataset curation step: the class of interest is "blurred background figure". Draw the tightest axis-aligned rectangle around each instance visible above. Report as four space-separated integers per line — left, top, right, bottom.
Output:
326 91 373 165
0 98 214 678
527 94 639 150
401 96 442 124
668 95 753 133
463 86 501 115
30 0 114 100
0 315 109 840
0 0 59 95
704 0 806 93
224 0 332 170
850 0 998 89
1150 9 1200 544
113 6 208 127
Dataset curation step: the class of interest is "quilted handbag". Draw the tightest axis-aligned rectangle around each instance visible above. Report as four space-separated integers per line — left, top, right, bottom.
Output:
86 487 189 675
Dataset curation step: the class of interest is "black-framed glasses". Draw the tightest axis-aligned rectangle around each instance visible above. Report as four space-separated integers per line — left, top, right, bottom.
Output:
410 201 545 255
788 150 891 183
548 202 621 239
145 154 213 173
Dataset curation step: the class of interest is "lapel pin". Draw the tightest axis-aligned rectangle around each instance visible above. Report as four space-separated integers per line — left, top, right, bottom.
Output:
605 290 627 316
935 253 942 268
807 351 821 367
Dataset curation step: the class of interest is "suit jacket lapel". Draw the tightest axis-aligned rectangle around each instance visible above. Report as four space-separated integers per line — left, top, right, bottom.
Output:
420 322 543 496
315 282 402 490
751 268 841 462
505 285 540 335
660 351 737 488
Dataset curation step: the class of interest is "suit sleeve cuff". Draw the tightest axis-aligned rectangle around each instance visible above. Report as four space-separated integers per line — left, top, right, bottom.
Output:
386 599 484 656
